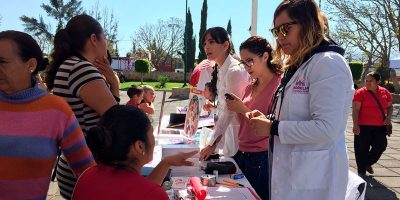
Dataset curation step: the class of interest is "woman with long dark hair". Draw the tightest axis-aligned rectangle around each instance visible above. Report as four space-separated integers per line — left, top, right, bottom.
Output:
199 27 249 160
225 36 282 200
73 105 196 199
46 14 119 199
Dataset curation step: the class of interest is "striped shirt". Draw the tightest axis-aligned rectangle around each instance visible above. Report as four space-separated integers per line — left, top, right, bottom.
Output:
0 84 95 200
52 55 105 134
52 55 107 199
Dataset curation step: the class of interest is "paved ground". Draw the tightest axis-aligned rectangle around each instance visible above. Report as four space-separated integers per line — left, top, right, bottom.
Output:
47 91 400 199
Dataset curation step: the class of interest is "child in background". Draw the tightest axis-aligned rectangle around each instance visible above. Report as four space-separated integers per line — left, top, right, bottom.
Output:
203 82 216 112
138 85 156 114
126 85 144 107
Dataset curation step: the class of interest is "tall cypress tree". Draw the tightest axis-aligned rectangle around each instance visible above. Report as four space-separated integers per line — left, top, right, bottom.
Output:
226 18 235 54
183 8 196 72
197 0 207 62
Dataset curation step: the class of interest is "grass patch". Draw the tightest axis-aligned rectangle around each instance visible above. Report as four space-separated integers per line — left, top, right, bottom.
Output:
120 81 190 91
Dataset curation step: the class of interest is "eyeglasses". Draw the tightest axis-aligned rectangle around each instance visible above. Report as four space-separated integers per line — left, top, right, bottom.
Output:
270 21 298 39
239 58 255 68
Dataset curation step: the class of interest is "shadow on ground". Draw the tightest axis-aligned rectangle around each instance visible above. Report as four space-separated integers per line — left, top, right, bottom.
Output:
364 176 398 200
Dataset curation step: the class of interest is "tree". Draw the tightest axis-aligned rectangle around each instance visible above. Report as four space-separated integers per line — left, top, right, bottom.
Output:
134 59 152 84
88 1 119 56
183 8 196 72
20 0 83 53
326 0 400 92
197 0 208 62
132 17 184 70
227 18 235 53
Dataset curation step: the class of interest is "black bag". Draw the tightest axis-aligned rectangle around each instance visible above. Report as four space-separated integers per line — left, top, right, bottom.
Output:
204 161 236 174
367 90 392 137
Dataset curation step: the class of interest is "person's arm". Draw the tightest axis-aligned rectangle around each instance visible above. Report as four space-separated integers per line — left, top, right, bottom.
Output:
147 151 197 185
80 80 118 116
278 54 354 144
69 62 118 116
225 92 251 114
138 102 155 114
61 109 96 177
207 69 248 146
352 102 361 135
385 101 393 124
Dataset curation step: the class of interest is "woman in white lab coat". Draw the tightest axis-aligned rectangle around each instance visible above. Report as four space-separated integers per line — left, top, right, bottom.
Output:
247 0 354 199
199 27 249 160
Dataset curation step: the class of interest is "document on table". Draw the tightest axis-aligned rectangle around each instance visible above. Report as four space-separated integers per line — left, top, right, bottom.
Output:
206 186 260 200
170 166 203 177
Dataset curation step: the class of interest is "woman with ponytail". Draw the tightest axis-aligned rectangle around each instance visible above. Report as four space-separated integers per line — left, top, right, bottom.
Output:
199 27 249 161
72 105 196 199
46 14 119 199
225 36 282 200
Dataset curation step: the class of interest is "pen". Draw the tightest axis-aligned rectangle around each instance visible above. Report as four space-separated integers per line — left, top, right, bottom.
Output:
223 179 245 187
168 123 185 128
217 181 238 187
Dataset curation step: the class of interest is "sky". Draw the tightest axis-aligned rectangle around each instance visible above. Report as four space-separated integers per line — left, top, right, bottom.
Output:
0 0 324 56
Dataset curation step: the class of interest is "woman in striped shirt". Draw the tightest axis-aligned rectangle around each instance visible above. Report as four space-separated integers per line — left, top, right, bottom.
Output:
45 14 119 199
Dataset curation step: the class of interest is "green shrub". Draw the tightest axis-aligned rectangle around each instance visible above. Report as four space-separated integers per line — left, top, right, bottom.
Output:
156 75 169 88
348 62 363 81
134 59 152 84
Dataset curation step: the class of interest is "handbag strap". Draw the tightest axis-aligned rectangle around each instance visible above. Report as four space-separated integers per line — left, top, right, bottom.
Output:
367 90 386 121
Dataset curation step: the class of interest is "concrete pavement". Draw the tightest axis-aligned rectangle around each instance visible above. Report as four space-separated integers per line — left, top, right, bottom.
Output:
47 91 400 199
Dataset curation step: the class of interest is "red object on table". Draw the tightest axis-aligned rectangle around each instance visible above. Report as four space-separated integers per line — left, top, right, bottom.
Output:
189 177 207 200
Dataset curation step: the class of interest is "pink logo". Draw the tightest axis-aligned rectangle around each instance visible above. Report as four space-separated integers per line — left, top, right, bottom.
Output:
293 78 309 94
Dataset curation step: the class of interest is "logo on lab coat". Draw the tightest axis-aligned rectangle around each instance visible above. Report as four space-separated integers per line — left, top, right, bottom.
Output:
293 78 309 94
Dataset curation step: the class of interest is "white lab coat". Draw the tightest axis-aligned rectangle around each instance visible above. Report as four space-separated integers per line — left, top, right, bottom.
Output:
270 52 354 200
207 55 249 157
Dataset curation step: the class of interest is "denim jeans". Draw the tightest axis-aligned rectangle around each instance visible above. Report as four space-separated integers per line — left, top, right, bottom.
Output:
233 150 268 200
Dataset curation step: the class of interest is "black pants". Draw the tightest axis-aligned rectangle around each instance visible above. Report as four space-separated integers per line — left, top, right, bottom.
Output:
354 125 387 174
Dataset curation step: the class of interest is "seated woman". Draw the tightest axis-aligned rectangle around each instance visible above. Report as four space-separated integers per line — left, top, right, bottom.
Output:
138 85 156 114
126 85 144 107
0 30 95 199
72 105 197 199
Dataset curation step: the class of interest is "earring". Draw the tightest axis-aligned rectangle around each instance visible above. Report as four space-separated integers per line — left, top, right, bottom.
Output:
30 69 34 73
142 151 145 156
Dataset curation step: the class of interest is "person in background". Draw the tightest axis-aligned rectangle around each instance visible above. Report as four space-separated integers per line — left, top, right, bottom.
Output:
199 27 249 160
203 82 216 112
36 57 48 90
352 71 393 177
127 85 144 108
246 0 354 199
45 14 119 199
225 36 282 200
138 85 156 114
0 30 95 199
72 105 196 200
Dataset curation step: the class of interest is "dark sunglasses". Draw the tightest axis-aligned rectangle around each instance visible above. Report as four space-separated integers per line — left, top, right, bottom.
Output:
270 21 298 39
